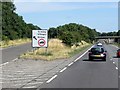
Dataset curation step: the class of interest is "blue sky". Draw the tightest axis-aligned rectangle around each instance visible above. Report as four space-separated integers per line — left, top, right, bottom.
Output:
14 2 118 33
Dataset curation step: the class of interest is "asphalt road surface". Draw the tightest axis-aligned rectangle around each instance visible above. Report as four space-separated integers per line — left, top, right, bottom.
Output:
1 43 119 89
1 42 33 64
39 44 119 89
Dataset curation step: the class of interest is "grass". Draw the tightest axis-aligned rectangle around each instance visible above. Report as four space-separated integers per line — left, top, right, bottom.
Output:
0 38 31 48
68 44 91 57
113 42 120 48
20 39 90 61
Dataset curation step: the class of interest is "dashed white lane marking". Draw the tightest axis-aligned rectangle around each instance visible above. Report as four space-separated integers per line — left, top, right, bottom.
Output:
0 62 9 67
68 62 74 66
113 62 115 64
74 45 94 62
23 86 37 88
12 58 18 62
0 58 18 66
119 76 120 78
110 59 112 61
60 67 67 73
116 67 118 70
46 75 57 83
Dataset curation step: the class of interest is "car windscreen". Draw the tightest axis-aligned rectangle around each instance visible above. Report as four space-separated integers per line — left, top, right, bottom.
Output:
91 48 104 53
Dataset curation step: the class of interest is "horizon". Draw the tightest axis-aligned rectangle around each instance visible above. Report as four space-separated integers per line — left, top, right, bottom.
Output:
14 2 118 33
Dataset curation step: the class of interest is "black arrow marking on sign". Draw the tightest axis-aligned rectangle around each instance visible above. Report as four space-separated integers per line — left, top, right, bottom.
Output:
33 36 37 40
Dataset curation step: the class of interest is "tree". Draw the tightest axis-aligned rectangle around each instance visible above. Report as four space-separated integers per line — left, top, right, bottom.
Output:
48 23 99 46
48 27 58 38
117 30 120 36
2 1 41 40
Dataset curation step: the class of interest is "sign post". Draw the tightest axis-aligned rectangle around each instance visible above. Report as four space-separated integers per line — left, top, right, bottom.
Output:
32 30 48 54
32 30 48 48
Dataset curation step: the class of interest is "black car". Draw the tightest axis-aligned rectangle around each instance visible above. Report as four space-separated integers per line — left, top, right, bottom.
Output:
88 46 107 61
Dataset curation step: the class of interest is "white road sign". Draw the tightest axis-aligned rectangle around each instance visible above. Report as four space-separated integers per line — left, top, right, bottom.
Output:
32 30 48 48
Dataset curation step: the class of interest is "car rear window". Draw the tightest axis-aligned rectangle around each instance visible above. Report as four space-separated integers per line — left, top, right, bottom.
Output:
118 49 120 51
91 48 104 53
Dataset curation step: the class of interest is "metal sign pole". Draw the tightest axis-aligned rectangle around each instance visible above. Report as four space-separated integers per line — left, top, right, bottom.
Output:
46 47 48 55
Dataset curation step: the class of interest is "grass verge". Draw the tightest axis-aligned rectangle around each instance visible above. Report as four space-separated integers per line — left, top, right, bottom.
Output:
113 43 120 48
20 39 91 61
0 38 31 48
68 44 92 57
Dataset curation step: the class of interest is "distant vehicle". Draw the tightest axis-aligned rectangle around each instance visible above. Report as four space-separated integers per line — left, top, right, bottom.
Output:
97 43 103 47
89 46 107 61
117 49 120 57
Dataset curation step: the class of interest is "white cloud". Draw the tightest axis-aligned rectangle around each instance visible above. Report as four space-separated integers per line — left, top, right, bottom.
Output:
14 0 119 2
14 2 81 13
14 2 117 14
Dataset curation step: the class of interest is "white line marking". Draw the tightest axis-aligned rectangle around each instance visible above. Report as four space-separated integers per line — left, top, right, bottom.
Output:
113 62 115 64
68 62 74 66
74 45 94 62
110 59 112 61
74 59 78 62
112 45 119 49
116 67 118 70
23 86 37 88
60 67 67 73
0 58 18 66
0 62 9 66
46 75 57 83
12 58 18 62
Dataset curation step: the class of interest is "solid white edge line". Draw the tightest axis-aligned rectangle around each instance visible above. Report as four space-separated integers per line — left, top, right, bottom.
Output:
74 45 94 62
116 67 118 70
60 67 67 73
46 75 57 83
111 45 119 49
68 62 74 66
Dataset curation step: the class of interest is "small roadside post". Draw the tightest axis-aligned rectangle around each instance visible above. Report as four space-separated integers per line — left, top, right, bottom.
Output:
32 29 48 54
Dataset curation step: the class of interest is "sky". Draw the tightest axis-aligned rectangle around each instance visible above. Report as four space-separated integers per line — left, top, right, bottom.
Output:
14 1 118 33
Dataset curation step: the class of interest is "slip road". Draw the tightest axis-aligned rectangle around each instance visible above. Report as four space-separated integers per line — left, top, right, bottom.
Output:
39 44 118 88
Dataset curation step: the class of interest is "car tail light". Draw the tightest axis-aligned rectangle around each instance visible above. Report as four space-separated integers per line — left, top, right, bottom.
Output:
103 52 106 54
119 52 120 55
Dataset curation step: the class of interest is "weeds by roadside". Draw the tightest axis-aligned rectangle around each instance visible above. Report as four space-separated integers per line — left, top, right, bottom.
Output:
20 39 90 61
0 38 31 48
113 43 120 48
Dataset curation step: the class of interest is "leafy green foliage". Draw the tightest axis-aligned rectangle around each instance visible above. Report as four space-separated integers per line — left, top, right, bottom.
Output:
49 23 99 46
99 30 120 43
2 1 41 40
100 32 117 36
117 30 120 36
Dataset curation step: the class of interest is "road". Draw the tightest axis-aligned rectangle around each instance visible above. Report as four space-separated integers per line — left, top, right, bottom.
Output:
1 42 32 64
39 44 119 89
1 43 119 89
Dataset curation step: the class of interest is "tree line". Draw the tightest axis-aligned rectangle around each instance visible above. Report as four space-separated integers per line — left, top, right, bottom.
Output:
2 1 41 40
1 1 99 46
2 1 119 46
100 30 120 36
100 30 120 43
48 23 99 46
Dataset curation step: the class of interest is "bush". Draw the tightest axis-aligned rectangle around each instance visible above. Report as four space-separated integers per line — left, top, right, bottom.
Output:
60 32 75 46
